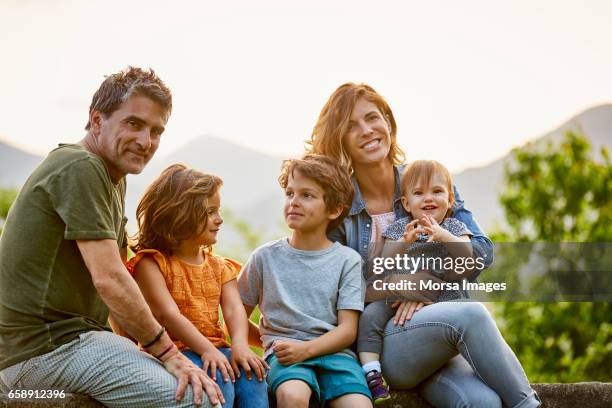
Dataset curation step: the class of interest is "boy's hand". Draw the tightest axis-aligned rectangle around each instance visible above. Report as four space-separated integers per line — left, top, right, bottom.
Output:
230 343 269 382
421 216 453 242
402 219 420 243
201 347 236 383
273 340 311 365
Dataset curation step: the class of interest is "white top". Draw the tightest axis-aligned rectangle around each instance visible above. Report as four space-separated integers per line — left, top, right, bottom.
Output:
370 211 396 243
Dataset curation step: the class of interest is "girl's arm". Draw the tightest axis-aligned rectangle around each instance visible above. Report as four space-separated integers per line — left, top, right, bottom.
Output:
272 309 359 365
220 280 268 380
134 257 235 382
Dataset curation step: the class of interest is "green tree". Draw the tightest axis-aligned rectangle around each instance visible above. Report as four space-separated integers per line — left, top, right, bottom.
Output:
492 132 611 382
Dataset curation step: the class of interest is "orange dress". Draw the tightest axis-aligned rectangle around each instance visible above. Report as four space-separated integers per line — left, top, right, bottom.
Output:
128 249 241 350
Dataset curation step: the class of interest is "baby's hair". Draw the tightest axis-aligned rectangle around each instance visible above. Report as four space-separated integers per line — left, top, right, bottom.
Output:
131 164 223 253
401 160 455 219
278 153 354 232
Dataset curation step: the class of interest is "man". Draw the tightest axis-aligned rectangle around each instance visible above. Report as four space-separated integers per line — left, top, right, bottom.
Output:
0 67 222 407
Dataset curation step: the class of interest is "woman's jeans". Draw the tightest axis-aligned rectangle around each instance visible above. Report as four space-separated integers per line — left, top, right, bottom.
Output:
379 301 540 408
183 348 269 408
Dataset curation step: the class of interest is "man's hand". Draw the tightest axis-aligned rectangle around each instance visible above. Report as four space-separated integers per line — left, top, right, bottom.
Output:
230 343 269 381
273 340 311 365
200 347 236 383
162 349 225 406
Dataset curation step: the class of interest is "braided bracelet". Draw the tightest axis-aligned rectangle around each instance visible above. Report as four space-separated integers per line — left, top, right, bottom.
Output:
154 343 175 360
143 326 165 349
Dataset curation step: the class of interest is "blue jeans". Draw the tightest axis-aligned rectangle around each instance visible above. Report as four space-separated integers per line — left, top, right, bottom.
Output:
183 348 269 408
379 302 540 408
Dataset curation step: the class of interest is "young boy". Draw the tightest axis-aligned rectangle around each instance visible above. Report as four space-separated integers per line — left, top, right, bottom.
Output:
238 154 372 408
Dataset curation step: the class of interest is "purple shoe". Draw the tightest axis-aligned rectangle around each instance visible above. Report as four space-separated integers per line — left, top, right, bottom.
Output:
366 370 391 404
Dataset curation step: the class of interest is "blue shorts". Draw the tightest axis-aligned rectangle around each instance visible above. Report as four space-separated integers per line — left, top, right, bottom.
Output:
266 353 371 402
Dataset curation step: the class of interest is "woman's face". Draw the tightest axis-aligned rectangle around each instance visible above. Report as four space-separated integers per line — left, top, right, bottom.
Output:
343 98 391 167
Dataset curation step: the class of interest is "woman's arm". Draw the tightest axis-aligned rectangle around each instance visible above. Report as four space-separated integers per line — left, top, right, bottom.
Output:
452 186 494 277
134 257 235 382
271 309 359 365
327 222 347 245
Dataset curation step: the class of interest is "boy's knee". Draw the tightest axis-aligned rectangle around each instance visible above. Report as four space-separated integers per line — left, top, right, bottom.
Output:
276 382 311 408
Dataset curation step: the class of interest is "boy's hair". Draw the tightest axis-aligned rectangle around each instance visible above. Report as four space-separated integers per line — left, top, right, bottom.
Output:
307 82 405 172
85 66 172 130
278 154 354 232
131 164 223 253
401 160 455 218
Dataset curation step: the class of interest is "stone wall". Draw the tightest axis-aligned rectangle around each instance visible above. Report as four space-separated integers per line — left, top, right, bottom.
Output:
1 383 611 408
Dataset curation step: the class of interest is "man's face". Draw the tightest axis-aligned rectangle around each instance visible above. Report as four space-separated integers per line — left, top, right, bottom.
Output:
90 95 167 182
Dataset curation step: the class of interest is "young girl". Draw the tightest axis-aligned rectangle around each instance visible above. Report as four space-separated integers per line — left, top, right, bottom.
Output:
358 160 474 403
128 164 269 408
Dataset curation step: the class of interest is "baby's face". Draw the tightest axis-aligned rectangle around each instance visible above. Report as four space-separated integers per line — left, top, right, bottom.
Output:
401 171 451 223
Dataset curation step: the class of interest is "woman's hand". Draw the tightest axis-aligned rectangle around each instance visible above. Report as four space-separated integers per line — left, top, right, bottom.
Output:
391 301 431 326
421 216 453 243
230 343 269 381
162 349 225 406
402 219 421 243
272 340 311 365
200 347 236 383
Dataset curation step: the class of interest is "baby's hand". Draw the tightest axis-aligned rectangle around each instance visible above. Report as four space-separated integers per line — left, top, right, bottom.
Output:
421 216 453 243
402 219 420 243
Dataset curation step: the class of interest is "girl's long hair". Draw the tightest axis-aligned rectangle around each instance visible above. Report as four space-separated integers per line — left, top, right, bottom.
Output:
131 164 223 254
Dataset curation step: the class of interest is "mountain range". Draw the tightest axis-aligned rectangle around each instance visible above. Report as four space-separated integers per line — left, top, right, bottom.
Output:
2 104 610 253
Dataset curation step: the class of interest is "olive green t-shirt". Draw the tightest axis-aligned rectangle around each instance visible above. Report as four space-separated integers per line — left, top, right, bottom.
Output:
0 144 127 370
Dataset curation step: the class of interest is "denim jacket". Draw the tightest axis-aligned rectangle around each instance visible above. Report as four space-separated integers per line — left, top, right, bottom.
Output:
328 165 494 281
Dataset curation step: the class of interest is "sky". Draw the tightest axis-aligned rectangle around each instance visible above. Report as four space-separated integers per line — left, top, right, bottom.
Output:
1 0 612 172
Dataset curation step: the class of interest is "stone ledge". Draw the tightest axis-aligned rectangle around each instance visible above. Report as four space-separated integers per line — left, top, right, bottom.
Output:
380 383 612 408
1 383 611 407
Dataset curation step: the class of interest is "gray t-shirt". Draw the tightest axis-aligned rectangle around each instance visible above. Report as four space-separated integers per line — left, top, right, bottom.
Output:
238 238 365 359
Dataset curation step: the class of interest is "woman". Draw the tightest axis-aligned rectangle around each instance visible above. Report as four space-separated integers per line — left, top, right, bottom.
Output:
308 83 540 408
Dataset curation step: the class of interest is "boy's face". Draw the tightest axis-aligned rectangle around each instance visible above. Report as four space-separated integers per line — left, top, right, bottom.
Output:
401 171 451 223
284 170 338 234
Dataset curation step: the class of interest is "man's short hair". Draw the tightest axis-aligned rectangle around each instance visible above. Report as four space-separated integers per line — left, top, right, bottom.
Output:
85 66 172 130
278 154 354 232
